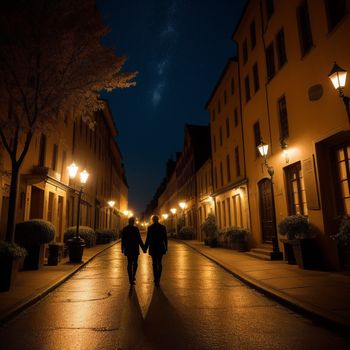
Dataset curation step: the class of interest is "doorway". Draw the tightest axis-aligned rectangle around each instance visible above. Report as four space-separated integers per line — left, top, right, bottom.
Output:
258 178 275 243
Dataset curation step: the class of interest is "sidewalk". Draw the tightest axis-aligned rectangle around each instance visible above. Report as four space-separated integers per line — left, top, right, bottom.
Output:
181 240 350 332
0 240 119 325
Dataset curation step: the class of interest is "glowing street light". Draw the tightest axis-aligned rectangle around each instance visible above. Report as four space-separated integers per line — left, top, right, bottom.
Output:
179 201 186 210
170 208 177 214
162 213 169 220
328 62 350 124
67 162 90 263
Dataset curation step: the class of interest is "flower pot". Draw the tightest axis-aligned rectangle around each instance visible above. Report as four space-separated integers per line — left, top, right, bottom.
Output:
291 238 321 269
0 256 22 292
338 246 350 270
48 243 60 266
281 239 297 265
209 238 218 248
22 244 45 270
67 237 85 263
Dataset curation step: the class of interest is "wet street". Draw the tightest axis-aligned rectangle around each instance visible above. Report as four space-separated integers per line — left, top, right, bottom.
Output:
0 239 349 350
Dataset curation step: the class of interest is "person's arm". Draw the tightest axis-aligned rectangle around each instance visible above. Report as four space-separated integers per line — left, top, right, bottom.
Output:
163 226 168 252
137 227 145 251
144 227 150 252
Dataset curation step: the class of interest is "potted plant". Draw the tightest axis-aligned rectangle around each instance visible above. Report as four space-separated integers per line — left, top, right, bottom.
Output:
64 226 96 248
331 215 350 270
278 215 320 269
0 241 27 292
178 226 195 240
201 214 218 247
15 219 55 270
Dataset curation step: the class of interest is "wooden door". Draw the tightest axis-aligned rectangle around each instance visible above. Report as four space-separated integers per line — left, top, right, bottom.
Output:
258 178 275 243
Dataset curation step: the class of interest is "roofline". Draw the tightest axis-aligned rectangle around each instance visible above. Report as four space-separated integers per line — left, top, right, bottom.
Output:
100 98 118 138
204 57 238 110
231 0 250 40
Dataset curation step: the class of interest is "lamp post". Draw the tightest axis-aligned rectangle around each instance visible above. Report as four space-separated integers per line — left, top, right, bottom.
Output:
67 163 89 263
107 200 115 229
257 141 283 260
328 62 350 123
170 208 177 236
179 201 186 229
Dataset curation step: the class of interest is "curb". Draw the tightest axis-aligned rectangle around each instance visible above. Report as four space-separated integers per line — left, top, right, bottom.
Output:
180 240 350 334
0 240 120 326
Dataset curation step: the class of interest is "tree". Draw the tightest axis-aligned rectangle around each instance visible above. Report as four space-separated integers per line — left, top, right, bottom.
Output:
0 0 137 242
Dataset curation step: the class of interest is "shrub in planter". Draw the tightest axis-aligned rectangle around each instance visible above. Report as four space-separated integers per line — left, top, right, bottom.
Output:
64 226 96 247
278 215 312 240
226 228 249 251
15 219 55 270
278 215 320 269
178 226 195 240
201 214 218 247
331 215 350 269
15 219 55 246
95 229 115 244
0 241 27 292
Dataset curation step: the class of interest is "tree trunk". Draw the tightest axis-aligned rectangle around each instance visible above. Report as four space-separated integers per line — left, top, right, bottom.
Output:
5 162 20 243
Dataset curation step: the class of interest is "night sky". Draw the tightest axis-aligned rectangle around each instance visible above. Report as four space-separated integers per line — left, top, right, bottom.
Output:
99 0 246 216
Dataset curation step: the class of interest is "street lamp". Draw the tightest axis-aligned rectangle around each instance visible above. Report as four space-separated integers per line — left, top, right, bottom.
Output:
257 141 282 260
108 200 115 229
67 162 89 263
328 62 350 123
170 208 178 236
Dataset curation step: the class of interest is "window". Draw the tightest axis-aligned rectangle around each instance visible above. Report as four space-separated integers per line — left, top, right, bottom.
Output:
38 134 46 166
230 78 234 95
265 43 275 80
334 143 350 214
234 108 239 127
278 95 289 140
325 0 346 31
235 146 241 177
266 0 274 20
284 162 308 215
243 40 248 64
226 117 230 138
60 151 66 179
232 194 243 227
220 162 224 187
219 127 223 146
222 200 227 227
297 0 313 56
224 90 227 104
245 75 251 102
47 192 54 223
226 154 231 182
214 166 218 189
52 144 58 171
250 20 256 49
72 121 76 154
217 201 222 228
276 29 287 68
253 121 261 157
227 198 232 227
212 109 216 121
253 63 260 93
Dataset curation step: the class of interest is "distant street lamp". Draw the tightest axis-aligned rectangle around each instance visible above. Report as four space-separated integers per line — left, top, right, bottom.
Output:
170 208 178 236
67 162 89 263
257 141 282 259
108 200 115 229
328 62 350 124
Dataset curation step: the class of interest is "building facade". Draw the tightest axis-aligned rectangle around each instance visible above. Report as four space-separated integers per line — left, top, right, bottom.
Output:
206 58 250 234
0 99 127 242
233 0 350 268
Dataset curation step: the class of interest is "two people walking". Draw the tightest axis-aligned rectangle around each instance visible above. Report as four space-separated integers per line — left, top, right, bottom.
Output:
121 215 168 287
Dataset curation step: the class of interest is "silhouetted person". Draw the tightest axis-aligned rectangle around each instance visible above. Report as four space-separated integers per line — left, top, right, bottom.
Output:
121 217 145 285
144 215 168 286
